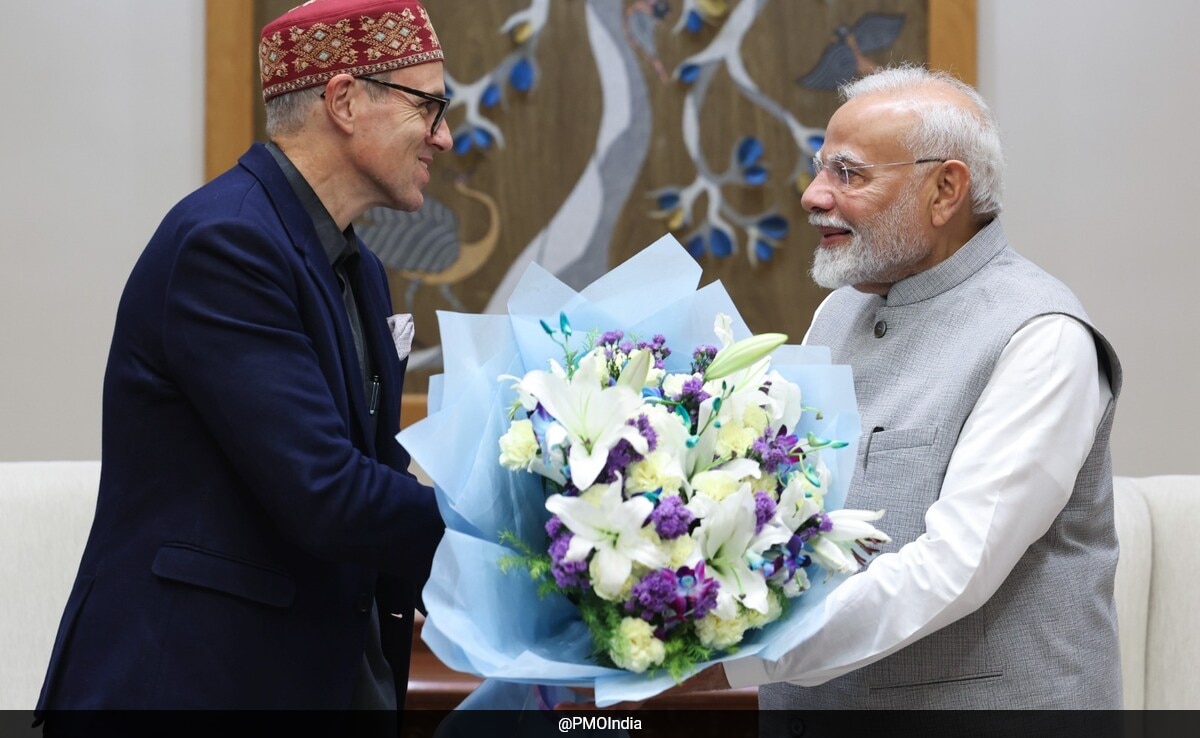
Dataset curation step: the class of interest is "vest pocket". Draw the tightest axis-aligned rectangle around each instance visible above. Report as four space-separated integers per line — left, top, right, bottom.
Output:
152 543 295 608
851 425 941 546
863 425 938 455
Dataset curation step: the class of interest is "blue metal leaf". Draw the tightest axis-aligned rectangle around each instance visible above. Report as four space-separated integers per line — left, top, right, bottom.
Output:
758 215 789 240
685 234 705 259
453 132 473 155
737 137 764 168
807 134 825 152
444 83 455 100
686 9 703 34
679 64 701 84
710 228 733 258
657 192 680 210
755 239 775 262
471 127 494 149
744 165 768 186
510 57 535 92
482 83 501 108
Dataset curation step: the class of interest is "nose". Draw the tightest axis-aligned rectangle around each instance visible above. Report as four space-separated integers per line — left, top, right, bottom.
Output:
801 170 836 214
431 124 453 152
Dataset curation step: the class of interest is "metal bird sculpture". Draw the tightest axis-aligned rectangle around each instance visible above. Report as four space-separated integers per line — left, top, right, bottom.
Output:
355 176 500 312
796 13 905 91
624 1 672 83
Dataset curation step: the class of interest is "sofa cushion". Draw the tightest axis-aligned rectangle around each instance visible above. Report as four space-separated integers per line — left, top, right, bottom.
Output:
1134 476 1200 708
1113 476 1152 709
0 461 99 710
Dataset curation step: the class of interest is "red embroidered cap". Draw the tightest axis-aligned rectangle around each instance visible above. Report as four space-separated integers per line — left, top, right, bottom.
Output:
259 0 443 102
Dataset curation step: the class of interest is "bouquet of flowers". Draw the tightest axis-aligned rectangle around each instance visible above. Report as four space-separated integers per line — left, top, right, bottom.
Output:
495 312 888 679
397 235 881 705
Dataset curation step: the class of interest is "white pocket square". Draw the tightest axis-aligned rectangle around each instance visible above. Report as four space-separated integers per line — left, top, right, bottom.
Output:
387 314 415 362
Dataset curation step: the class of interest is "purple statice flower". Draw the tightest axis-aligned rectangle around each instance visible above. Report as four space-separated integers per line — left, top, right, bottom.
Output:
636 334 671 370
750 426 800 475
545 515 565 539
677 375 710 405
625 568 677 621
599 329 625 347
624 562 720 634
619 340 635 355
630 414 658 452
597 438 644 484
649 494 694 540
672 375 711 434
548 530 590 590
754 491 777 533
690 344 719 375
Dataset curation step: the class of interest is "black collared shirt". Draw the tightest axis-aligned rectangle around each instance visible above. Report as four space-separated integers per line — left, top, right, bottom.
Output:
265 143 371 381
264 142 395 711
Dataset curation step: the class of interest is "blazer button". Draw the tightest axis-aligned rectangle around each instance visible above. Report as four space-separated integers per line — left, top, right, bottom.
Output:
873 320 887 338
355 592 373 613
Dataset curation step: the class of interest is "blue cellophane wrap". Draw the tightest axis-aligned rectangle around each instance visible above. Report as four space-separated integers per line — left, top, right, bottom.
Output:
397 235 860 707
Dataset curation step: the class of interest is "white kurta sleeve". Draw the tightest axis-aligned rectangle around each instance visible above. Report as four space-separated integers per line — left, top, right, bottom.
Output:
724 313 1111 688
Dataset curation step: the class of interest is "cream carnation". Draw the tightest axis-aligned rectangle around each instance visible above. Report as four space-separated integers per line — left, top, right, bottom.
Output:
690 470 741 502
741 404 770 435
498 419 539 470
714 421 759 459
609 617 666 673
626 450 683 495
695 611 751 651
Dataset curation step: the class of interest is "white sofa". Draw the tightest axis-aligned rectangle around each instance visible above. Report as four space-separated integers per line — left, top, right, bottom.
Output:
2 462 1196 710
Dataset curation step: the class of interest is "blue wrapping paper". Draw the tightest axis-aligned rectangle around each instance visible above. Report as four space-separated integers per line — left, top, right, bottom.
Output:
397 235 861 707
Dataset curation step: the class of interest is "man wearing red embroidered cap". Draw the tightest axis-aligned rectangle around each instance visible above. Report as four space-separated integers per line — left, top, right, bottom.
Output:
36 0 452 730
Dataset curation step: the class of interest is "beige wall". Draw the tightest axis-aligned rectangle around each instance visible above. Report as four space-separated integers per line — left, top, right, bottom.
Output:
0 1 205 461
976 0 1200 475
2 0 1195 476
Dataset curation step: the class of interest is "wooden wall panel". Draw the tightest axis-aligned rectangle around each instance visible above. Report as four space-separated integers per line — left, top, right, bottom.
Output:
204 0 255 182
205 0 977 401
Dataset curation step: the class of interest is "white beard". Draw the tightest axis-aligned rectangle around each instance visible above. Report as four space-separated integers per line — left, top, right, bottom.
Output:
809 187 927 290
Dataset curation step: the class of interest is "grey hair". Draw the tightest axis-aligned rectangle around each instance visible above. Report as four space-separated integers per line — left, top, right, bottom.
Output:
264 87 323 138
263 75 393 138
840 65 1005 220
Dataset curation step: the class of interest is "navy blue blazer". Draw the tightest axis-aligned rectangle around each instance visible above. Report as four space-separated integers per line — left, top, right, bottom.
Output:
37 144 444 710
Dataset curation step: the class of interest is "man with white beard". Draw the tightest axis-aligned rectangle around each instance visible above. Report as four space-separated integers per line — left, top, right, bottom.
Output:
671 65 1124 713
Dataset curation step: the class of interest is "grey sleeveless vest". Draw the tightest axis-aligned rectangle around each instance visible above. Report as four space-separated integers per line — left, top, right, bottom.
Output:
761 220 1123 709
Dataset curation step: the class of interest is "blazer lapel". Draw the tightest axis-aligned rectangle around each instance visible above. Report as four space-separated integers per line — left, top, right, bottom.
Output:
238 144 374 450
355 249 402 453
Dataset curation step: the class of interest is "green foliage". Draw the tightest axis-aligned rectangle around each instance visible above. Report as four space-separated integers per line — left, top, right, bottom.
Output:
497 530 555 597
576 592 620 668
661 626 715 683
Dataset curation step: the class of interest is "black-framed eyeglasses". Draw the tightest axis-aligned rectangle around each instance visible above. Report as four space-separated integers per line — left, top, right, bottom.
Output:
357 76 449 136
812 155 946 188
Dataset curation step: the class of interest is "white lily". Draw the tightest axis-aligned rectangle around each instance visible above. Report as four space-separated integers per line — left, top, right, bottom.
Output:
823 508 890 543
762 369 803 431
516 350 648 490
777 471 823 531
713 313 735 349
808 509 890 576
546 479 666 600
692 486 792 617
687 457 762 515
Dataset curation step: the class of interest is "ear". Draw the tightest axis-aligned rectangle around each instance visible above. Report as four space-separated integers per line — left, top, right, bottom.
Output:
929 159 971 228
322 74 358 135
